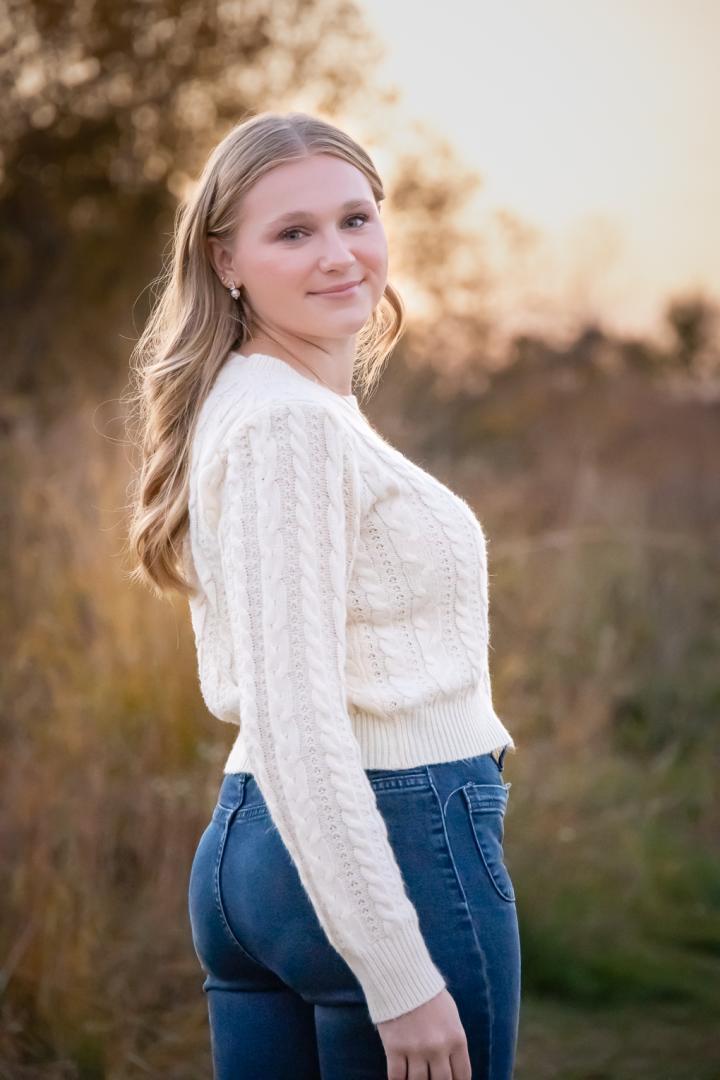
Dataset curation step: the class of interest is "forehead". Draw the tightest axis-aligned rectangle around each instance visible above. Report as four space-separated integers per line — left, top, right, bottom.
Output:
240 154 374 225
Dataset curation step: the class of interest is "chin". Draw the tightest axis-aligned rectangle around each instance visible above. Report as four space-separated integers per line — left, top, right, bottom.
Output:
306 309 372 332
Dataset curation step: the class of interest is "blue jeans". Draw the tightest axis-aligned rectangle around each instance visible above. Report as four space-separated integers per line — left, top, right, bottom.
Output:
188 746 521 1079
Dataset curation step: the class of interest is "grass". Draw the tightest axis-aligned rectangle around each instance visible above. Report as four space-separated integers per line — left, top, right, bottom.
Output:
516 996 720 1080
1 360 719 1076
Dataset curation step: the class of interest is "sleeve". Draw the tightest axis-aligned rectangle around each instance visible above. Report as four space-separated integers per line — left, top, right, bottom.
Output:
217 400 447 1024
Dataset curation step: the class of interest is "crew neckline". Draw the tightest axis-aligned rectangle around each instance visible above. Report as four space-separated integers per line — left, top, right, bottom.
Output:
229 350 359 408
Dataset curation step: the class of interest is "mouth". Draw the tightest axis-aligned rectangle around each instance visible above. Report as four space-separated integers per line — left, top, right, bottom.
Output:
310 279 365 296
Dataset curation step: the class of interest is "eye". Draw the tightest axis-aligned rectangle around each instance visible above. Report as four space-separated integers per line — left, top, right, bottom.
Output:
278 227 305 242
278 213 369 242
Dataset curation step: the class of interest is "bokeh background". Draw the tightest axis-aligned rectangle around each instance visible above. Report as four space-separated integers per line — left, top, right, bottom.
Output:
2 1 719 1077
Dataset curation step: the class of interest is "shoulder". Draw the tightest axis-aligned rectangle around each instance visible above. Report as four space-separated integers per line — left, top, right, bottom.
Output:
221 395 358 456
215 399 363 508
217 398 367 520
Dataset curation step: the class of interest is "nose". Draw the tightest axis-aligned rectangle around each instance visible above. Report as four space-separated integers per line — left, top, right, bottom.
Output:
317 228 356 270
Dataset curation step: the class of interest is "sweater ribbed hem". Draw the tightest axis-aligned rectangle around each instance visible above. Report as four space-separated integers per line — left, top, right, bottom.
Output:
223 685 515 774
350 685 516 768
345 921 448 1024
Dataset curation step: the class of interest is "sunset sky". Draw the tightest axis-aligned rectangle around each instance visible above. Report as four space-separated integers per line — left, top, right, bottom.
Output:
358 0 719 344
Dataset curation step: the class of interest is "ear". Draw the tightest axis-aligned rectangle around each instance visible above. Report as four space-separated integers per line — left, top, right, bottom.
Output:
206 236 235 285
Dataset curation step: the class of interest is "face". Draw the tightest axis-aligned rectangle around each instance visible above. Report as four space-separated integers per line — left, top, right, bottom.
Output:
208 154 388 345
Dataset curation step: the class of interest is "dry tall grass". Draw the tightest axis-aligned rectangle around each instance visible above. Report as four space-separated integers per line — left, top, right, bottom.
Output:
2 354 718 1076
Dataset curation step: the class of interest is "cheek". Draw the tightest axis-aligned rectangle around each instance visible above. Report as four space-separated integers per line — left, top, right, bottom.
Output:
362 234 388 275
361 242 388 295
250 250 307 290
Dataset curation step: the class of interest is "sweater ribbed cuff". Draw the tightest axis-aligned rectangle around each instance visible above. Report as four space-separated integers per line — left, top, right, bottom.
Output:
348 921 447 1025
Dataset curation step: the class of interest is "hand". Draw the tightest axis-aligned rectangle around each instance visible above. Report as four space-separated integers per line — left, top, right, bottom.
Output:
376 987 472 1080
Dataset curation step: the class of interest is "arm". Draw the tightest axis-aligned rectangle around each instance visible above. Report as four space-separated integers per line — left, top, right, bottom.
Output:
218 400 446 1024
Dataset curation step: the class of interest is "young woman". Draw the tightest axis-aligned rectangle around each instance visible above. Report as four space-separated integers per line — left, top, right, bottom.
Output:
127 110 520 1080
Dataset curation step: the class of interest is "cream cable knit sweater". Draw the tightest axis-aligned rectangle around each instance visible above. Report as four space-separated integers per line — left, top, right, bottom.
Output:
184 350 516 1024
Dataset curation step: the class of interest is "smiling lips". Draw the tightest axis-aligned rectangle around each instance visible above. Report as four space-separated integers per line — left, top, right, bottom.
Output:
310 279 364 295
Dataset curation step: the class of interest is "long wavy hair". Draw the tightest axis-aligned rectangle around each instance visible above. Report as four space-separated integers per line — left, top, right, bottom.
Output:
123 110 406 601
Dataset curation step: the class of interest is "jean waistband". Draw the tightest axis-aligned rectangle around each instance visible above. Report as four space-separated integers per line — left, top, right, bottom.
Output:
213 745 513 817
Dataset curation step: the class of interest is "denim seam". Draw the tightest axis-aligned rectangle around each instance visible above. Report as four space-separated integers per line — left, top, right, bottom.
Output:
442 782 468 818
212 808 268 969
424 766 494 1075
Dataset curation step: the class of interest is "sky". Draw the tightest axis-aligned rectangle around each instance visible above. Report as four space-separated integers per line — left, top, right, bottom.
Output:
357 0 719 344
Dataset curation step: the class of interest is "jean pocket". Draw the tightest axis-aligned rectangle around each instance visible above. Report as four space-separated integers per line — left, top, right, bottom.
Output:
462 782 516 903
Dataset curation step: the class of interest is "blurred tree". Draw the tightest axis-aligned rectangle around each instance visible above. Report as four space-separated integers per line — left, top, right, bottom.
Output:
664 293 720 375
382 122 497 382
0 0 510 411
0 0 391 395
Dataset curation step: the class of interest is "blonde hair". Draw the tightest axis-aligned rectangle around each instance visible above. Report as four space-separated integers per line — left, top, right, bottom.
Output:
123 110 405 600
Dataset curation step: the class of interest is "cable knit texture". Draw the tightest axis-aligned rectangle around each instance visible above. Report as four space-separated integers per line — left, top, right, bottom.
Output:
184 350 516 1024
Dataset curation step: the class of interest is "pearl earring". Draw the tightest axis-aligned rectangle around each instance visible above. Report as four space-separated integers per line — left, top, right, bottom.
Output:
227 280 241 300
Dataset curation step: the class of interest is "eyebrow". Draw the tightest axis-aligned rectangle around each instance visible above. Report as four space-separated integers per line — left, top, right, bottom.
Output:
265 199 374 229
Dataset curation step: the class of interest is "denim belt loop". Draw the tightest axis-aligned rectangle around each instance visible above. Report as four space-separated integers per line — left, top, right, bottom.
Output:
221 771 249 810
